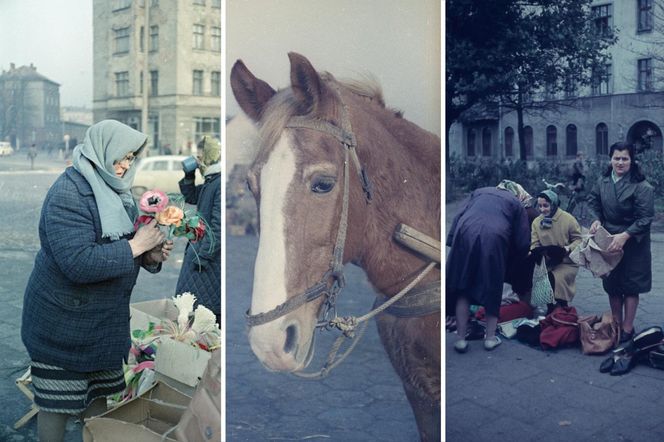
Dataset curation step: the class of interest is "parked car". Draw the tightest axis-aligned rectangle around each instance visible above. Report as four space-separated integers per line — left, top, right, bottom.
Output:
131 155 202 198
0 142 14 157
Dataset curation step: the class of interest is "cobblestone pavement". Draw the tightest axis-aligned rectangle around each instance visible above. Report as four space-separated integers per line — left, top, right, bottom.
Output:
226 235 419 441
0 155 188 441
445 199 664 442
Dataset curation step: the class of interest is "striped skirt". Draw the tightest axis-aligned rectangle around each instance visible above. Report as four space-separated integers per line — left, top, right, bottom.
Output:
31 361 126 414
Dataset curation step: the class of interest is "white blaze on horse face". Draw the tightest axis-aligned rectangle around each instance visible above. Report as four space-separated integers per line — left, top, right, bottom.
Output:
251 133 296 318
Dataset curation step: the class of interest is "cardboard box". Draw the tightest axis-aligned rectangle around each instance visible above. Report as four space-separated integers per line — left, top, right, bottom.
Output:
154 338 211 390
83 382 191 442
130 299 179 332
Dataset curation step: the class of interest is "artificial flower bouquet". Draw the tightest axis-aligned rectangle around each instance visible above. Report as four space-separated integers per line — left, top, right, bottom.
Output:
117 292 220 402
134 189 206 242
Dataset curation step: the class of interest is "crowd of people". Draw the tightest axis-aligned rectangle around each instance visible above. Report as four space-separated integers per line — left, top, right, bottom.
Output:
20 120 221 442
446 141 655 353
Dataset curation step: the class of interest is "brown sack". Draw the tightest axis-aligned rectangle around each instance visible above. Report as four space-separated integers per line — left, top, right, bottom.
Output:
175 349 221 442
578 312 618 355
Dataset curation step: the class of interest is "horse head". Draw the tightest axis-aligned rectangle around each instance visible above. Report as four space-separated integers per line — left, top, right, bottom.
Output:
231 53 373 372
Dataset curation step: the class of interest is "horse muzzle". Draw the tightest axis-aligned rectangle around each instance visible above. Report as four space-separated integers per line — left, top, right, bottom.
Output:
248 319 316 372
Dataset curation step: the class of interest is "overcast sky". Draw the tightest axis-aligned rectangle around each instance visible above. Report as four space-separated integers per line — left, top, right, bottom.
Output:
0 0 93 108
227 0 441 135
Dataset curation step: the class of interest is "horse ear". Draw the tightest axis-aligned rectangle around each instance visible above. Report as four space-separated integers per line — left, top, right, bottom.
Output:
230 59 276 122
288 52 322 115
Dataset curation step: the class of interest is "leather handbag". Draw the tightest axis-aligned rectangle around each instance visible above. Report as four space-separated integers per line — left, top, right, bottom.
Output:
539 306 579 350
531 260 554 307
578 312 618 355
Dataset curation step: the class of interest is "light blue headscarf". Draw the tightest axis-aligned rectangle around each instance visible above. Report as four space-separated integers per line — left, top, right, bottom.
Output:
72 120 147 240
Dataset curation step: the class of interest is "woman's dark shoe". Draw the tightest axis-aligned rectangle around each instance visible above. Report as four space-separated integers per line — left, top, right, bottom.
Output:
600 341 634 373
619 329 635 344
610 354 636 376
632 326 663 350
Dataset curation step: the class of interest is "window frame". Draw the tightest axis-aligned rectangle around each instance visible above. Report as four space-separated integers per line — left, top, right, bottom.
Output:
193 70 204 95
638 0 653 33
114 27 131 55
193 24 205 50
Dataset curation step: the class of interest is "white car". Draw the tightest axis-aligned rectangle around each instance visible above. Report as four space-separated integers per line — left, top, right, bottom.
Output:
131 155 202 198
0 142 14 156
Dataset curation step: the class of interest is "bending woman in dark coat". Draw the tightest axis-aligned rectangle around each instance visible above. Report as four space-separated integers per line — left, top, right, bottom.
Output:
587 141 654 343
21 120 173 441
446 183 531 353
175 135 221 325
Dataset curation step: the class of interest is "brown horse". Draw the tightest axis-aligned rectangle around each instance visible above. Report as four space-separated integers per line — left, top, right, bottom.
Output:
231 53 441 441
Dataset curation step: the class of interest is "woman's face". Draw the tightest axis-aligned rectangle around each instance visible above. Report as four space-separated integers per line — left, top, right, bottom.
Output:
113 152 136 178
537 197 551 217
611 149 631 177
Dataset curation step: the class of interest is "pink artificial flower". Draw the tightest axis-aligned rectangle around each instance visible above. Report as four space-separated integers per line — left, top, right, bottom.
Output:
133 214 155 231
139 190 169 213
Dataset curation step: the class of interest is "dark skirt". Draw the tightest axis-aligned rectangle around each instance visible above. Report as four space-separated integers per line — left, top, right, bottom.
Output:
31 360 125 414
602 234 652 296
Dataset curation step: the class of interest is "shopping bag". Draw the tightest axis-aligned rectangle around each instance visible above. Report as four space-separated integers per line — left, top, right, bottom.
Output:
530 260 554 306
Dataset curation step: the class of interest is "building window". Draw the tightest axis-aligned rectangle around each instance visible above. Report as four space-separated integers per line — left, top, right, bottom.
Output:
524 126 534 158
211 27 221 52
211 0 221 7
544 81 557 100
193 70 204 95
482 128 491 156
592 4 612 36
139 71 144 94
467 129 476 157
193 24 205 49
592 64 612 95
114 27 130 54
596 123 609 155
505 127 514 157
566 124 578 157
546 125 557 156
564 75 577 98
151 0 159 5
193 0 205 5
139 26 145 52
638 58 653 91
211 71 220 96
150 25 159 51
638 0 653 32
113 0 132 11
150 70 158 96
194 117 220 141
115 71 129 96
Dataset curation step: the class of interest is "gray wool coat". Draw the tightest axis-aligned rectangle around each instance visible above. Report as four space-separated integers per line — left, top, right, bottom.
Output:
21 167 159 372
175 172 221 320
587 172 654 295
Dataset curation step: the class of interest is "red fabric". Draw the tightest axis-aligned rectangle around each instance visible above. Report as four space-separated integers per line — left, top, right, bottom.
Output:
539 306 579 350
475 301 533 322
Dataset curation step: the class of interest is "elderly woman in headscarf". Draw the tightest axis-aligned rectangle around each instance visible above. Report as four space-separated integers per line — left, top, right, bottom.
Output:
530 190 583 312
175 135 221 325
446 181 533 353
21 120 174 441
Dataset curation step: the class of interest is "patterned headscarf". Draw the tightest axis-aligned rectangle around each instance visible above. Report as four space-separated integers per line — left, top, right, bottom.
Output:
537 189 560 229
197 135 221 176
497 180 532 207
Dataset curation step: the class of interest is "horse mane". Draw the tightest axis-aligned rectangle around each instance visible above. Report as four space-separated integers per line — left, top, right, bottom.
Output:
257 72 392 155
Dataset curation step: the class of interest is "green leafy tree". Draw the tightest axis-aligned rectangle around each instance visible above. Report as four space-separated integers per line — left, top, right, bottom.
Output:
446 0 616 161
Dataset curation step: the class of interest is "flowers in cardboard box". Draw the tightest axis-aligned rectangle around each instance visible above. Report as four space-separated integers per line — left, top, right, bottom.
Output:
163 292 221 351
134 189 206 242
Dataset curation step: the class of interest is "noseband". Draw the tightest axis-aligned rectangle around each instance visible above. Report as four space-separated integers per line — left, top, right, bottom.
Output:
245 85 372 328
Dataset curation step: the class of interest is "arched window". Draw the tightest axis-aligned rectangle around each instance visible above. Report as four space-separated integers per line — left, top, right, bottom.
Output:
596 123 608 155
482 128 492 156
566 124 578 157
504 127 514 157
546 125 557 156
467 128 476 157
524 126 534 158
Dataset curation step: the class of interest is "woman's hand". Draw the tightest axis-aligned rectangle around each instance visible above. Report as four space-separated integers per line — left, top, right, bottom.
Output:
143 239 174 264
589 220 602 234
129 218 165 258
608 232 630 252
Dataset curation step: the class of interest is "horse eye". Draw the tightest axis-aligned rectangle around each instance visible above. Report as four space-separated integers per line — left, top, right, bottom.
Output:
311 177 335 194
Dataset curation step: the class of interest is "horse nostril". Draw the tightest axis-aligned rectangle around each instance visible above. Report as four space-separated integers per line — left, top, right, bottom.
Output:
284 324 298 354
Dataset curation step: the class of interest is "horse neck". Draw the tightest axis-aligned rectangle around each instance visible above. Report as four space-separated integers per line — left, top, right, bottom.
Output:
344 96 441 296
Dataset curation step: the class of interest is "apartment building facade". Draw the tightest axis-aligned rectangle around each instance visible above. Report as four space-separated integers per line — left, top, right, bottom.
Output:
93 0 221 155
449 0 664 162
0 63 61 149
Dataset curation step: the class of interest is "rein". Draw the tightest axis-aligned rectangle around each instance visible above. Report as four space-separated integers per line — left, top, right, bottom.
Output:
244 84 440 379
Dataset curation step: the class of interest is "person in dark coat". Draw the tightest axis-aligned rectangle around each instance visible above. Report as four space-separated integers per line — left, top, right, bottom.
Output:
175 135 221 325
587 141 654 343
21 120 174 441
446 184 531 353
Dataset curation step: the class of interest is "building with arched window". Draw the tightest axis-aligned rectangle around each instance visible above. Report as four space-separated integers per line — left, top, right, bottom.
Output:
448 0 664 162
